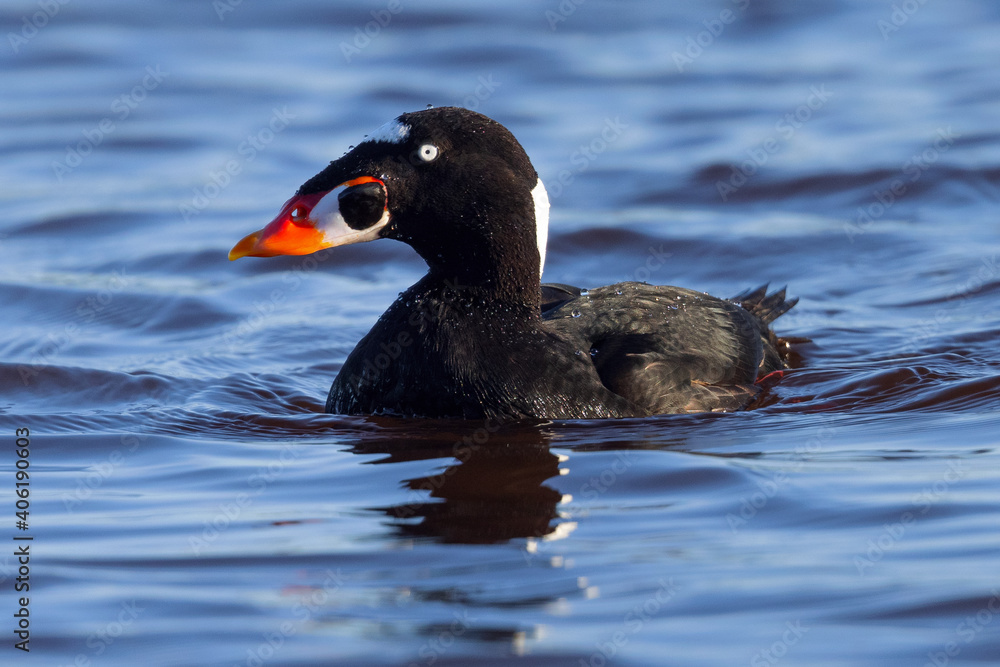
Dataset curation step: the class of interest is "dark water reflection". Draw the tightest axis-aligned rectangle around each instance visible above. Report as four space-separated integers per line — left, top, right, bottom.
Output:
375 443 563 545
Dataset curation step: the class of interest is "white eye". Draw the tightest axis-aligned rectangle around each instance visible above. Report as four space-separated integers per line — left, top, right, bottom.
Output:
417 143 439 162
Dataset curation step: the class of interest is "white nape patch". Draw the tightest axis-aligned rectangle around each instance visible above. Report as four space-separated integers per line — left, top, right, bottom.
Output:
311 186 391 248
531 178 550 278
364 118 411 145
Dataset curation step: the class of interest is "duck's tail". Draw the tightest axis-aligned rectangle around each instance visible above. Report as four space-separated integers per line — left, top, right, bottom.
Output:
730 284 798 325
730 284 809 367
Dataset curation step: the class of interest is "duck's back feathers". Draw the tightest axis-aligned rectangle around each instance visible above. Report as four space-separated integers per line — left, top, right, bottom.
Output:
542 282 796 414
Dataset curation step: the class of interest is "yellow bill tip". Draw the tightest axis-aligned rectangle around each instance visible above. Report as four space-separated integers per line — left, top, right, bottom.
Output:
228 232 261 261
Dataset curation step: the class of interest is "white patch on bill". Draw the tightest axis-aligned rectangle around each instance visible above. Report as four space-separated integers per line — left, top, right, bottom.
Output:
364 118 411 145
531 178 550 277
312 185 391 248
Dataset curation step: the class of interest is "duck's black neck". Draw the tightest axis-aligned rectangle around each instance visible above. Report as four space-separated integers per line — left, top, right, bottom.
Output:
404 208 543 317
418 258 541 321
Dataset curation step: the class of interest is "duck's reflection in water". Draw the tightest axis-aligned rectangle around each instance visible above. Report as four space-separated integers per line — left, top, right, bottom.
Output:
349 423 568 544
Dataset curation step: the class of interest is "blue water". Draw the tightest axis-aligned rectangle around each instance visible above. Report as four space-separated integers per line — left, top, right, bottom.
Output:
2 1 999 665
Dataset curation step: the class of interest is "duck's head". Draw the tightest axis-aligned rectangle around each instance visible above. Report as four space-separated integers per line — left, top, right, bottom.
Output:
229 107 550 286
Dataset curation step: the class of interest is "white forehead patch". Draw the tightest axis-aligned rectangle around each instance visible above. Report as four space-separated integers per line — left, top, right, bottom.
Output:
365 118 411 145
531 178 550 278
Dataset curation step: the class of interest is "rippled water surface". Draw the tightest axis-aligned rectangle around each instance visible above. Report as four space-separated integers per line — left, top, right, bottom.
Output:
2 1 1000 665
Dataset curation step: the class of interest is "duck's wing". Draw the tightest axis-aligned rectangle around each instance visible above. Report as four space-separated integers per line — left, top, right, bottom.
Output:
541 282 798 414
540 283 582 316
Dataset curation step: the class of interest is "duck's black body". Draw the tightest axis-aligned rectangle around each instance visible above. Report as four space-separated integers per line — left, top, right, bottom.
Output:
329 279 794 419
230 107 800 420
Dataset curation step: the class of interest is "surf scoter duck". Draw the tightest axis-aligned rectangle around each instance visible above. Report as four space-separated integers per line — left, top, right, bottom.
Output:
229 107 799 420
